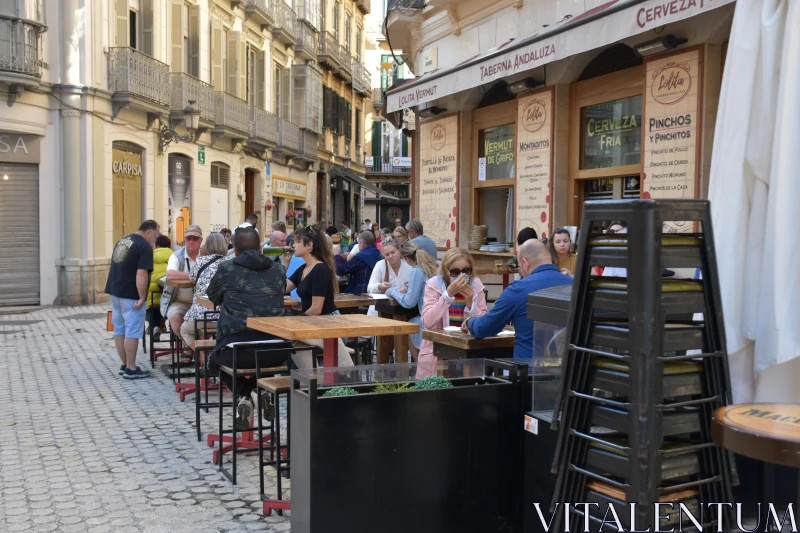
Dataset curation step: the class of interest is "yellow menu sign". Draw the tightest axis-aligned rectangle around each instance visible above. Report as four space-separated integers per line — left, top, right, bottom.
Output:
419 114 459 248
515 88 554 241
642 48 702 233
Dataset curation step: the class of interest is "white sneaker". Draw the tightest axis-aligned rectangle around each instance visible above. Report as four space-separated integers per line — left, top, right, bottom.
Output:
235 397 253 432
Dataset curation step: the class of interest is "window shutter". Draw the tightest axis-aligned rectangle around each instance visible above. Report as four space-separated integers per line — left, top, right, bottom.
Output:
239 41 248 100
337 96 345 136
170 0 183 72
371 121 381 161
280 67 291 120
115 0 129 47
141 0 153 55
323 87 332 129
401 129 408 156
211 19 224 90
355 109 361 144
346 102 352 140
257 51 266 109
227 31 240 95
189 5 200 77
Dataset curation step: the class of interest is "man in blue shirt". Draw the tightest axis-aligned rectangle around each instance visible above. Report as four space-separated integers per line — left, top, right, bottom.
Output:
463 239 572 359
406 219 439 260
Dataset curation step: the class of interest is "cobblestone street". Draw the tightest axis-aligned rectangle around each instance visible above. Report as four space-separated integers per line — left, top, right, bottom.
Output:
0 305 291 533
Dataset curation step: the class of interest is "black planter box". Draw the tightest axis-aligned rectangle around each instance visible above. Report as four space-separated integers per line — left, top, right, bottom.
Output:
290 360 527 533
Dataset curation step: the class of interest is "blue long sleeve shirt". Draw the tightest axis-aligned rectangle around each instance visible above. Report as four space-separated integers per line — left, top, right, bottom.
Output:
467 264 572 359
385 266 428 314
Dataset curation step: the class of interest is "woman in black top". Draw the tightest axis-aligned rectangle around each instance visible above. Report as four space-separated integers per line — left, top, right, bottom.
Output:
284 226 354 367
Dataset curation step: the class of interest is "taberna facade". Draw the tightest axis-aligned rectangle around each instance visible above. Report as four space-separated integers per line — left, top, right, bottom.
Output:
385 0 734 262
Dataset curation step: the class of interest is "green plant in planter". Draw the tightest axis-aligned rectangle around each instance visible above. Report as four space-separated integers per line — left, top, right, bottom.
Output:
413 376 454 390
373 381 414 394
322 387 359 397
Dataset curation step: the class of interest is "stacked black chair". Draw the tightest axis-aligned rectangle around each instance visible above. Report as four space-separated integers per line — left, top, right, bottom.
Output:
551 199 737 531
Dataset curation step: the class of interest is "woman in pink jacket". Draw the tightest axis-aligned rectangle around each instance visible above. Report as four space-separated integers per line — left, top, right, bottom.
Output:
417 248 489 378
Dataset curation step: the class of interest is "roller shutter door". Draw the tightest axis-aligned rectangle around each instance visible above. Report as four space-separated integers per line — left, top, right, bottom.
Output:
0 164 40 306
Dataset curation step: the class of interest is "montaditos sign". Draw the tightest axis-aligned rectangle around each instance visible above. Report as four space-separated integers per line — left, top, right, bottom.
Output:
516 88 554 242
386 0 733 112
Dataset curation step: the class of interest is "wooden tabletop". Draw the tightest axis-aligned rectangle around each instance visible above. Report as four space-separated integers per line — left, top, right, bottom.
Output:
166 278 196 289
712 403 800 468
422 328 516 350
290 293 373 311
247 315 419 341
475 268 512 276
196 296 216 310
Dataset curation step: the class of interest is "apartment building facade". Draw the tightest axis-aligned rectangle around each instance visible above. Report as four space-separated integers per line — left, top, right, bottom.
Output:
0 0 376 306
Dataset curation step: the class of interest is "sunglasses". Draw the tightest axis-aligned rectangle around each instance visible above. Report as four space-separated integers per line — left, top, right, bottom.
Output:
448 267 472 277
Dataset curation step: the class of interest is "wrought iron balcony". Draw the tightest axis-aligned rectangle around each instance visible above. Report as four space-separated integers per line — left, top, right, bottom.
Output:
352 61 370 96
272 1 298 46
108 47 171 119
275 118 301 156
294 129 318 167
171 73 215 127
248 105 279 149
366 155 412 175
243 0 275 29
355 0 371 14
212 91 251 143
0 14 46 99
338 45 352 82
317 31 340 71
294 21 317 62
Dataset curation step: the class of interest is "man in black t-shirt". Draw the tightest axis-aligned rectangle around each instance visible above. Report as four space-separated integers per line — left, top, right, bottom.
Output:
105 219 159 379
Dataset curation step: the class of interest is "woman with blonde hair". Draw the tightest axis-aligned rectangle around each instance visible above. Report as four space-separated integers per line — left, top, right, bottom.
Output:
385 241 438 361
391 226 409 244
417 248 489 377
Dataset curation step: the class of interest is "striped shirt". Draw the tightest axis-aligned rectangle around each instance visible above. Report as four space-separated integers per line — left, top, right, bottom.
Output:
448 296 466 327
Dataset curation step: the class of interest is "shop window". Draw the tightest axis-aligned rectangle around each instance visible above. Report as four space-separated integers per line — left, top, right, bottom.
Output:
477 123 515 181
580 95 642 170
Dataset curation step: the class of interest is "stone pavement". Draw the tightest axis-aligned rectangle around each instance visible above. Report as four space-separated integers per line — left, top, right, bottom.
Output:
0 304 291 533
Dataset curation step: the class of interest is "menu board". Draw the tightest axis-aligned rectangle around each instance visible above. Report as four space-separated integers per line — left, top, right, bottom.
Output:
515 88 554 241
419 114 459 248
642 48 702 233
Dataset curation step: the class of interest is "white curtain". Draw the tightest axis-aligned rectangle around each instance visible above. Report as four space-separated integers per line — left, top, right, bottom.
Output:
708 0 800 402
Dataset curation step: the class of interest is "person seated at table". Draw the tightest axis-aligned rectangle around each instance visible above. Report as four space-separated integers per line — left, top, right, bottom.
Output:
146 235 172 341
335 230 382 295
507 227 538 274
367 238 413 317
392 226 408 244
180 233 229 351
284 226 354 369
417 248 489 378
206 228 288 430
463 239 572 360
548 227 577 277
161 225 203 347
385 241 438 362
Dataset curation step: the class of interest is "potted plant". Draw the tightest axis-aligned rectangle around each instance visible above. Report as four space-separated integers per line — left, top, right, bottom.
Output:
290 359 526 533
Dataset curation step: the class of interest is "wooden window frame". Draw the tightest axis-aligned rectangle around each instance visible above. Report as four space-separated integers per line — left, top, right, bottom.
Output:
567 65 644 225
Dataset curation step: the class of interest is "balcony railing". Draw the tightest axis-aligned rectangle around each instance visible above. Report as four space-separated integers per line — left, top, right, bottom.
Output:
108 47 171 109
0 16 45 82
317 31 340 70
372 88 384 109
272 1 298 45
338 46 352 81
294 21 317 62
171 73 215 124
355 0 371 14
250 106 279 147
367 155 412 174
277 118 301 154
352 61 370 96
244 0 275 28
299 130 318 160
214 91 250 137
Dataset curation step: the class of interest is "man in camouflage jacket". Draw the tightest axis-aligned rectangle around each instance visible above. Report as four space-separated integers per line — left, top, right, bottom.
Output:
206 228 286 346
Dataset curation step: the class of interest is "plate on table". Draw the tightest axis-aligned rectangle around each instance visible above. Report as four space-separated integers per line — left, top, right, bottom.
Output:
443 326 461 333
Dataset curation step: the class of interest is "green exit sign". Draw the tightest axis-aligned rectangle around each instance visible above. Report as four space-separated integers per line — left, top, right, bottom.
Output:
198 146 205 165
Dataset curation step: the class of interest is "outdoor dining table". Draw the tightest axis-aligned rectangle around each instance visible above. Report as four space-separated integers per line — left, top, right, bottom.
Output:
166 278 196 289
247 315 418 369
374 297 417 364
289 293 373 314
422 327 516 360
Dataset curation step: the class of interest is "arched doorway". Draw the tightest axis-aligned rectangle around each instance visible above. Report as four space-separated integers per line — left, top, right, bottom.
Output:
168 153 193 246
112 141 144 244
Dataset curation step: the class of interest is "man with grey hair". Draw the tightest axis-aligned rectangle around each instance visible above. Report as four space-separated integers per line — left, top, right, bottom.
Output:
268 230 290 263
405 219 438 259
335 230 382 295
463 239 572 360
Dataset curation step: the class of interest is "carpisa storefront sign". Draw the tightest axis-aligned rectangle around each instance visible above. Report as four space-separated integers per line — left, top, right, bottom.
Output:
386 0 734 113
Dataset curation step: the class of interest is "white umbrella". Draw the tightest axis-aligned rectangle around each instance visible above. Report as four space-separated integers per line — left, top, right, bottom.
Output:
708 0 800 402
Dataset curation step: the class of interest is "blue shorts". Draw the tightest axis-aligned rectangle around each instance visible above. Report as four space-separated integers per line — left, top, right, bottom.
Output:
111 296 146 339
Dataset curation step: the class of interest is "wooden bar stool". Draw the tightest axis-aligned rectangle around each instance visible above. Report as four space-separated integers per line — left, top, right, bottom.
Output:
257 376 292 516
190 339 219 441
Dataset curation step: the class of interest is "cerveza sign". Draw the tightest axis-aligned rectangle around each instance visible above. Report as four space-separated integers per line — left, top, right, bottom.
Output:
385 0 734 112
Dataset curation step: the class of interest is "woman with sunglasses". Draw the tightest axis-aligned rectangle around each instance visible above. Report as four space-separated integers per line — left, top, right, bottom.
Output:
284 225 354 368
417 248 489 377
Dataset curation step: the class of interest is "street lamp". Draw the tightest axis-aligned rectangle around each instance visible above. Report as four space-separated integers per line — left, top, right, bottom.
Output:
159 100 202 153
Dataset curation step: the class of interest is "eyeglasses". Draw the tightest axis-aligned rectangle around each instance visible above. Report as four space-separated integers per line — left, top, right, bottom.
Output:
185 236 202 242
448 267 472 277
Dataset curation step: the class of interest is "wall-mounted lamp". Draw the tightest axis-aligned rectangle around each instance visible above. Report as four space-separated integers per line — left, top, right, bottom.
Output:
507 78 544 95
159 100 201 153
418 106 447 119
633 34 688 58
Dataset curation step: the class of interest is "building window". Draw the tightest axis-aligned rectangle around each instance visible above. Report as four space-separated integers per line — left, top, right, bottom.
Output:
477 123 515 181
211 163 230 188
333 0 340 40
320 0 326 32
355 27 362 61
274 63 282 115
580 95 642 170
129 9 138 49
345 14 351 51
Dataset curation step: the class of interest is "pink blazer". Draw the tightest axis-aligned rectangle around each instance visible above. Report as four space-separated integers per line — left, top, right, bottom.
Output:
416 276 489 378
